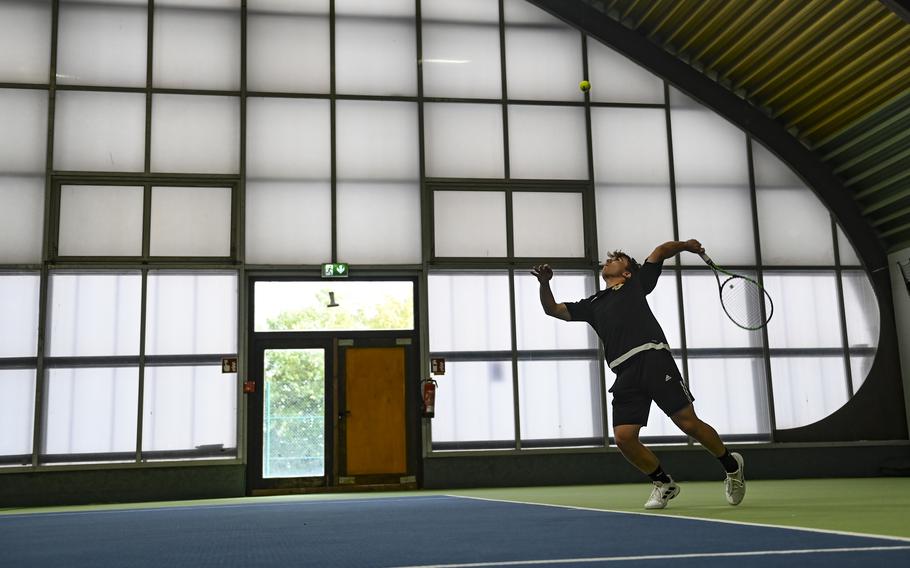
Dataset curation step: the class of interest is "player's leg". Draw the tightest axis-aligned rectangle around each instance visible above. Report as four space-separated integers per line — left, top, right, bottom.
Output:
671 404 745 505
669 404 724 455
612 354 682 508
646 351 745 505
613 423 658 473
613 423 680 509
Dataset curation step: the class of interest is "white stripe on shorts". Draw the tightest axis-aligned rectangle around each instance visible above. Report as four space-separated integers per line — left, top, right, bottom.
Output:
608 342 670 370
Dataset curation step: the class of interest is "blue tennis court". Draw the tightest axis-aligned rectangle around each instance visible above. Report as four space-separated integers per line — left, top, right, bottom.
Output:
2 495 909 567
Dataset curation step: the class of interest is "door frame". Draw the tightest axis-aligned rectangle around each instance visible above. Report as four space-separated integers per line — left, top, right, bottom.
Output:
337 337 420 485
245 275 421 494
246 335 336 493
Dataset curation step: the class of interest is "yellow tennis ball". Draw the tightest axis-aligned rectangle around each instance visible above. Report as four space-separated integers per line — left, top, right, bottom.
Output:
579 80 591 92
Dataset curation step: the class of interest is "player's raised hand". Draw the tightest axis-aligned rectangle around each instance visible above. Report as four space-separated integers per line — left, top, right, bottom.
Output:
683 239 704 255
531 264 554 283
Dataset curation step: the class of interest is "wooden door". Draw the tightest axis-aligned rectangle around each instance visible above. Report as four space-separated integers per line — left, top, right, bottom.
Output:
344 347 406 475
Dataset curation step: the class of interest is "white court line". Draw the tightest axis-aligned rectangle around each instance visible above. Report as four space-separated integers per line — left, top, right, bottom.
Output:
388 546 910 568
446 494 910 543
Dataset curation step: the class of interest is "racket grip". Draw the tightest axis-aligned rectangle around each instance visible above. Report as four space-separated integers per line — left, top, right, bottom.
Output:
699 252 714 265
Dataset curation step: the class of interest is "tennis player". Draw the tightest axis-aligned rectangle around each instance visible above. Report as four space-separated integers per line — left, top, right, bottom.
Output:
532 239 745 509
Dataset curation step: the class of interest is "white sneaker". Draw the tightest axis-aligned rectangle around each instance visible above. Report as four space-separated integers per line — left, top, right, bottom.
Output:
724 452 745 505
644 480 680 509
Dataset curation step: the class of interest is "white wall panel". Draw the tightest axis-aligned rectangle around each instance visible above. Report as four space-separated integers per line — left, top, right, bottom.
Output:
54 91 146 172
151 94 240 174
508 105 587 179
57 1 147 87
0 1 52 83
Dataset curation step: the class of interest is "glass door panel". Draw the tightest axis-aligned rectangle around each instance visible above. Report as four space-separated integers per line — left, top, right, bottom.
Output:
263 348 325 478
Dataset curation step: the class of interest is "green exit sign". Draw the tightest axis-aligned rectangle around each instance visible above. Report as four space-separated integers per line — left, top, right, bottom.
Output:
321 263 349 278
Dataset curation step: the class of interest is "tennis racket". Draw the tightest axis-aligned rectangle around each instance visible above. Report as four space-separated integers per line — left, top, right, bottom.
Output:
700 252 773 330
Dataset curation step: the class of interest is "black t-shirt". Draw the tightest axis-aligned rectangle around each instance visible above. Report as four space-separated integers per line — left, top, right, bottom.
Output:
565 260 668 369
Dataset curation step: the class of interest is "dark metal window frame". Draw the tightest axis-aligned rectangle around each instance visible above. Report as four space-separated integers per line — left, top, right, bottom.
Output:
48 174 241 264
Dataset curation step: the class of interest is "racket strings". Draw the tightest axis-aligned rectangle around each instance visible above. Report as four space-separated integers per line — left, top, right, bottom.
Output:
720 276 770 329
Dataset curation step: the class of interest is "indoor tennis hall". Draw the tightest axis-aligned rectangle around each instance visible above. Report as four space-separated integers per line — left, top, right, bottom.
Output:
2 1 909 567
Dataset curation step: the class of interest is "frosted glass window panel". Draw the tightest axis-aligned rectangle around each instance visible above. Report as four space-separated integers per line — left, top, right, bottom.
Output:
0 369 35 456
48 272 142 357
246 98 330 179
842 271 879 349
428 272 512 352
151 94 240 174
336 183 421 264
605 363 679 437
335 0 412 17
647 274 682 349
62 1 150 4
157 0 238 7
434 191 506 258
0 274 40 358
595 185 674 263
771 356 848 430
586 40 664 104
682 272 763 348
0 1 51 83
0 177 45 263
248 0 325 14
763 272 842 349
247 11 330 93
675 185 755 266
421 0 499 22
591 108 670 185
837 226 861 265
518 360 603 441
504 0 581 101
430 360 515 443
670 89 749 186
512 192 585 257
153 5 240 90
508 105 588 179
423 103 504 178
145 272 237 355
336 101 419 181
142 366 237 452
58 185 144 256
515 271 597 351
757 187 834 265
850 355 873 395
0 89 48 174
335 13 416 96
503 0 565 24
245 182 332 264
687 358 770 435
751 141 803 188
44 367 138 455
421 22 501 99
53 90 146 172
56 1 147 87
150 186 232 257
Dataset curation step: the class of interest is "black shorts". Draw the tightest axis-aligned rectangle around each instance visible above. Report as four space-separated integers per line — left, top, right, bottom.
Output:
609 349 694 427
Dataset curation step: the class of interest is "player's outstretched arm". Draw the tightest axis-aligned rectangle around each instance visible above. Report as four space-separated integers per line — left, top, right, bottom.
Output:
646 239 705 263
531 264 571 321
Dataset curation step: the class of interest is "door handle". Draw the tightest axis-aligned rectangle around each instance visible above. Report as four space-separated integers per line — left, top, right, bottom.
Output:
338 410 351 421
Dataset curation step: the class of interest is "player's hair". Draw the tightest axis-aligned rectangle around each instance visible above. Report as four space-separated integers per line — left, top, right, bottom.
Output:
608 250 640 276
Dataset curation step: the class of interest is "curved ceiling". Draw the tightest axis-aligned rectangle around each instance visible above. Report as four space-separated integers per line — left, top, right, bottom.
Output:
531 0 910 253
